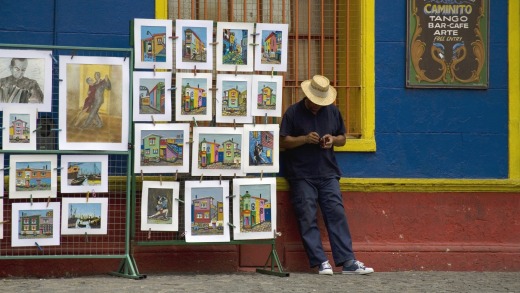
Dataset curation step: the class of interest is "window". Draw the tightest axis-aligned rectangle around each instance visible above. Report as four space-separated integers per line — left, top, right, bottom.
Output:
158 0 375 151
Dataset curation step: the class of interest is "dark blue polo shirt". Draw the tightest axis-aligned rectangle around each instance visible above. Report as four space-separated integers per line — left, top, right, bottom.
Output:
280 98 346 180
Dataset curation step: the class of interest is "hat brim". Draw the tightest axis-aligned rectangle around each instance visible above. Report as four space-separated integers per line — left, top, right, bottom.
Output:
301 79 337 106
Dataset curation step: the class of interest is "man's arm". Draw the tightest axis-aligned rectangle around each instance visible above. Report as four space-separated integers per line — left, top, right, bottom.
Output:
280 131 321 149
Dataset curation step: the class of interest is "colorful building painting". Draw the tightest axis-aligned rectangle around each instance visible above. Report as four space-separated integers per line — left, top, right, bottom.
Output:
183 82 207 113
141 132 184 165
141 31 166 62
183 28 206 61
15 165 52 190
262 31 281 62
240 190 270 229
10 117 30 141
257 84 275 106
19 210 54 237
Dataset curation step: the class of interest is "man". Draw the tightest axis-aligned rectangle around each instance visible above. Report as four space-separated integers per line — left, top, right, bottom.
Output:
279 75 374 275
81 72 111 129
0 58 44 103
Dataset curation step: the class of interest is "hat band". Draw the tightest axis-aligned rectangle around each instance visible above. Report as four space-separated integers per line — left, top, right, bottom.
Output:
310 81 329 95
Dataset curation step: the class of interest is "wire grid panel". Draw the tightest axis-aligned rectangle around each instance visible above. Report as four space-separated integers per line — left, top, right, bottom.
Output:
0 46 132 257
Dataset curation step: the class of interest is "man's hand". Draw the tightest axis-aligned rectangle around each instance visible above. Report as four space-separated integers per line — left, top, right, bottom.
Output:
305 132 321 144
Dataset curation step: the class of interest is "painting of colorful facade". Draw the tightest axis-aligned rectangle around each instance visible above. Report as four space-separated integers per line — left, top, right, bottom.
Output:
15 161 52 191
198 134 241 170
139 79 165 114
140 130 184 166
140 26 167 62
256 81 277 110
248 130 274 166
183 27 207 62
222 28 248 65
19 209 54 238
239 184 272 232
261 30 282 64
181 78 208 115
222 81 247 117
9 114 31 143
191 192 224 234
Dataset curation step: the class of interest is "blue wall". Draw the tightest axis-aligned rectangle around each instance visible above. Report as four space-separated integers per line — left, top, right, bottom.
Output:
0 1 508 179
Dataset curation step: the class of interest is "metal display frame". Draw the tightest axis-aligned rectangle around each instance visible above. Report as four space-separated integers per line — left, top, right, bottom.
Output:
0 43 143 279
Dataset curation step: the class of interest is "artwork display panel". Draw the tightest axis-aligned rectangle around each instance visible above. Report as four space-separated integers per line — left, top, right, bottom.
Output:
216 22 255 72
0 49 53 112
134 123 190 174
232 177 277 240
250 74 283 118
61 198 108 235
215 74 252 124
58 55 130 151
184 180 230 243
191 127 244 177
11 202 61 247
254 23 289 72
141 181 180 232
2 106 37 150
9 154 58 199
175 19 214 70
60 155 109 193
242 124 280 174
133 18 173 70
132 71 172 122
175 72 213 122
0 154 3 239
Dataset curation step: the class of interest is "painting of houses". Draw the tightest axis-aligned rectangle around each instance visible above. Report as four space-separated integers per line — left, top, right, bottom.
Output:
261 30 282 64
9 113 31 143
175 20 213 70
2 107 37 150
216 22 254 72
216 74 252 124
11 202 60 247
181 78 208 115
254 23 288 72
140 26 166 62
133 19 172 70
256 81 277 110
182 27 207 62
184 180 230 243
139 78 165 114
15 161 52 192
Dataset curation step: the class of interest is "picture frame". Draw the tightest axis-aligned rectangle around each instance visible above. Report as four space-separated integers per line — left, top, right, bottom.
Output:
215 74 252 124
60 155 109 193
61 197 108 235
192 127 244 177
134 123 190 174
216 22 255 72
184 180 230 243
132 71 172 122
232 177 277 240
141 181 180 232
175 19 214 70
133 18 173 70
58 55 130 151
175 72 213 122
11 202 61 247
0 49 53 112
9 154 58 199
251 74 283 118
242 124 280 174
254 23 289 72
2 105 37 150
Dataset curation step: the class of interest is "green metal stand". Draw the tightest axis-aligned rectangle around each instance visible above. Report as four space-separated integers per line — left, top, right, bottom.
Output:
111 255 146 280
256 242 290 277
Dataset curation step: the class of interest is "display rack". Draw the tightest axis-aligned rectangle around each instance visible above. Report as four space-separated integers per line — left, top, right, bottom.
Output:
0 43 142 279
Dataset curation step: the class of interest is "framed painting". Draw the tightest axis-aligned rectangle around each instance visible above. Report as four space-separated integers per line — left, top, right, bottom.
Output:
11 202 61 247
216 22 255 72
232 177 277 240
2 105 37 150
60 155 109 193
134 123 190 174
9 154 58 199
58 55 129 151
132 71 172 122
61 197 108 235
175 19 214 70
133 18 173 70
184 180 230 243
254 23 289 72
192 127 244 177
0 154 3 239
175 72 213 122
215 74 252 124
0 49 52 112
251 74 283 118
141 181 180 232
242 124 279 174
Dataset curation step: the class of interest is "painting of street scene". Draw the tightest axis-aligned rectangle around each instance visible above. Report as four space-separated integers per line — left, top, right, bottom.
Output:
180 76 208 116
192 127 244 176
220 80 248 117
254 23 288 72
139 129 185 167
259 30 283 65
66 161 103 187
139 25 167 63
12 202 60 246
181 26 208 63
189 187 224 236
221 27 248 65
15 161 52 192
255 80 278 111
2 106 37 150
138 77 165 115
238 184 273 233
8 113 31 143
17 208 55 239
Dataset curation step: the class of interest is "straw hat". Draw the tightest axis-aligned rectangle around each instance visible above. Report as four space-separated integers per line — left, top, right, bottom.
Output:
301 75 337 106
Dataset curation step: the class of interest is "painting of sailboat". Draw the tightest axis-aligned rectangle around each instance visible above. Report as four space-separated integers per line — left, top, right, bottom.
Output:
60 155 108 193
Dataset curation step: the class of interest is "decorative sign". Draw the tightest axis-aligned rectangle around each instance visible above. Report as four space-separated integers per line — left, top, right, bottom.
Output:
406 0 488 88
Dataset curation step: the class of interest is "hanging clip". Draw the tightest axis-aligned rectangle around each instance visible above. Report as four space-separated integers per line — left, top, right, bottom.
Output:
153 65 156 76
219 174 222 185
193 65 197 76
30 194 33 206
200 174 204 183
35 242 43 252
159 174 162 185
260 170 263 180
85 232 89 243
141 170 144 181
235 65 238 76
70 50 75 59
274 229 282 238
227 223 236 228
151 115 156 126
86 191 90 203
271 67 274 77
175 197 184 203
233 119 236 130
47 196 51 207
148 228 152 239
264 113 268 124
174 170 178 181
192 117 198 127
50 54 58 64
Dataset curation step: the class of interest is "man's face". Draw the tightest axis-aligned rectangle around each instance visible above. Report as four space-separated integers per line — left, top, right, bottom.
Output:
10 59 28 79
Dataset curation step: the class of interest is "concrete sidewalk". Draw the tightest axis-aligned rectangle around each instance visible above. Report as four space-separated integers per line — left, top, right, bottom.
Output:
1 271 519 292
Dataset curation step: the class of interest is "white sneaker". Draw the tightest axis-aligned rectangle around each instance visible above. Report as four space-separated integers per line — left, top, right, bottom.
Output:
342 260 374 275
318 260 333 275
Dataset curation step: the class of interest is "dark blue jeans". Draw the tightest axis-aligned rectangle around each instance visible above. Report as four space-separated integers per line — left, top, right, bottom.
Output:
289 177 355 268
